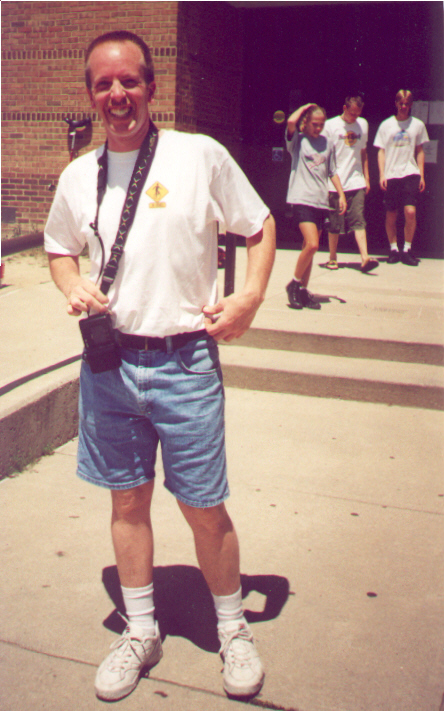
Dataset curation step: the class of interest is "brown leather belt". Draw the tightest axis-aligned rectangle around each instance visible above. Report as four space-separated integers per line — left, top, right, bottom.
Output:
116 329 207 352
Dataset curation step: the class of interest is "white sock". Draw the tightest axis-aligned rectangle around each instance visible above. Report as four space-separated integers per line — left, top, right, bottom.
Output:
292 277 302 285
212 586 246 631
121 583 156 636
404 242 412 252
390 243 398 251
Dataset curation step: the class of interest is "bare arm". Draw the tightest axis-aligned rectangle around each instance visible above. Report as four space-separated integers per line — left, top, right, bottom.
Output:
361 148 370 193
203 214 276 342
330 175 347 214
48 253 109 316
415 145 426 191
286 103 316 138
377 148 387 190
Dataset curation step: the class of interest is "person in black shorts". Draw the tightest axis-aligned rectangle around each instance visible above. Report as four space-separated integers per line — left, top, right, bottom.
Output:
285 103 346 309
373 90 429 266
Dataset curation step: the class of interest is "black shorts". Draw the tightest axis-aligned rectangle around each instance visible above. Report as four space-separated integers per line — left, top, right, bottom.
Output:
384 175 420 211
293 204 328 232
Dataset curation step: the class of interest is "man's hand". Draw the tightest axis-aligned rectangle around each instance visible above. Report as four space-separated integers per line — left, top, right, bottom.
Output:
338 195 347 214
203 214 276 342
202 291 261 342
415 146 426 192
330 176 347 214
204 215 275 341
48 253 109 316
377 149 387 191
66 277 109 316
361 149 370 195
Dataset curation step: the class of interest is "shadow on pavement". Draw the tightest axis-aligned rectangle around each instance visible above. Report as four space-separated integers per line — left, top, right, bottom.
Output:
101 564 290 653
318 260 380 273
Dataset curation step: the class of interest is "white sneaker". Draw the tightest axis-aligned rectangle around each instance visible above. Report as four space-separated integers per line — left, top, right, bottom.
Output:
95 623 163 701
218 621 264 697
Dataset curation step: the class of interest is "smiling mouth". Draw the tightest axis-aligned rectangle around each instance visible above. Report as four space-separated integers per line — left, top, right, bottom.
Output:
109 105 133 119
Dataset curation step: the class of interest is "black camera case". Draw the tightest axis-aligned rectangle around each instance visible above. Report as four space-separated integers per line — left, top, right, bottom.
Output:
79 313 121 374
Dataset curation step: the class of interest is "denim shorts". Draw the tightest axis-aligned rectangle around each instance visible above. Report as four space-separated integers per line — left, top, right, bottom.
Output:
77 334 229 508
328 189 366 233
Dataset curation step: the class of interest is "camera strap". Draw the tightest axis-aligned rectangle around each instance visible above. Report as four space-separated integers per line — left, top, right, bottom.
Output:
90 120 159 295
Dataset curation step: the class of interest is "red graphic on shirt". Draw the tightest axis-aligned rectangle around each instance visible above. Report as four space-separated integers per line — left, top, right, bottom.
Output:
307 153 326 171
343 131 360 147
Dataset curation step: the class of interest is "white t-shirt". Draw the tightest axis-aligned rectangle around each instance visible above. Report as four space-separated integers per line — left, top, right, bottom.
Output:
323 115 368 192
286 131 337 209
45 130 269 337
373 115 429 180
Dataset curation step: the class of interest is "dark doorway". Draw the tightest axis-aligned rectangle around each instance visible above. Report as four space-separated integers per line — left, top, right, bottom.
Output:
236 1 444 257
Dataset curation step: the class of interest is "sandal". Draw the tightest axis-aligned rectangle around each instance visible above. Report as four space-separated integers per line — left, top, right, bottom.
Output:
361 258 379 273
326 260 339 270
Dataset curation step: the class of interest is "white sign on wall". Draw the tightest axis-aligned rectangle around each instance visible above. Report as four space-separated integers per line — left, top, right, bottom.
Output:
423 140 439 164
429 101 444 125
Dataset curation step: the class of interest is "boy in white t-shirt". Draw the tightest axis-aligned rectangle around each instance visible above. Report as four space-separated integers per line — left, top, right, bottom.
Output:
323 96 378 273
374 90 429 266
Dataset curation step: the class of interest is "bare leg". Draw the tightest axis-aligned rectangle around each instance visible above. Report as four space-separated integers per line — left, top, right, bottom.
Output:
328 232 339 262
94 482 160 703
385 210 398 247
354 228 370 265
178 500 240 596
111 481 155 588
404 205 417 247
294 222 320 287
179 502 265 698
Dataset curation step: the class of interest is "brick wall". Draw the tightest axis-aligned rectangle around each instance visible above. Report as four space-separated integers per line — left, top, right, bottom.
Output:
1 1 180 239
176 2 244 157
1 1 245 241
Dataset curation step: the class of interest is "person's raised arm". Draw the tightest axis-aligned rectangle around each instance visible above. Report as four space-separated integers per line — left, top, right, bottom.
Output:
48 253 109 316
286 103 316 139
415 145 426 192
203 214 276 342
377 148 387 190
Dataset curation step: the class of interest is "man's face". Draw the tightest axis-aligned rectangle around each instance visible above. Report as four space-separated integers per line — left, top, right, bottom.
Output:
395 97 412 120
304 111 325 138
87 41 155 152
342 102 362 124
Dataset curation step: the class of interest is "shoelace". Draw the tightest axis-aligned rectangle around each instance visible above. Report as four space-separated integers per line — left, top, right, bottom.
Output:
107 628 149 669
220 626 255 665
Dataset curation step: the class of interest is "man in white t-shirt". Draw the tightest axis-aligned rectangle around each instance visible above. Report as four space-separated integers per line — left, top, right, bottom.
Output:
374 90 429 266
323 95 378 273
45 31 275 703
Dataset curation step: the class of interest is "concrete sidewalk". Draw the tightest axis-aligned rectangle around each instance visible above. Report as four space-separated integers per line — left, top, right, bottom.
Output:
1 247 443 711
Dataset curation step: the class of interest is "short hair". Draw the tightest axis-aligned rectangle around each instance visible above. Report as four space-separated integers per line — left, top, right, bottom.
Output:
396 89 413 104
345 95 364 109
85 30 154 90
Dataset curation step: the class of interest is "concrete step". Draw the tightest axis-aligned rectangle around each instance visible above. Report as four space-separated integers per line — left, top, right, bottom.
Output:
1 248 443 477
2 323 443 479
219 327 444 410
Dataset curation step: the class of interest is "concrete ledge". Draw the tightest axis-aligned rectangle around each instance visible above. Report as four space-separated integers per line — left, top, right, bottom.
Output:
0 364 80 479
1 232 44 257
2 323 444 477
